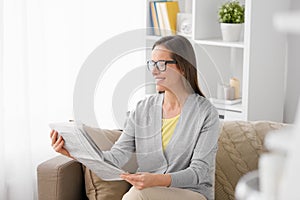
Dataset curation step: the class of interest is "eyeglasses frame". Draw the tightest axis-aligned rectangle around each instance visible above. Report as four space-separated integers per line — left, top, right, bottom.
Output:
146 60 177 72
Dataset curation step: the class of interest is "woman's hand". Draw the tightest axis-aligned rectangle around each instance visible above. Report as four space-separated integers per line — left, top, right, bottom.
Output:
120 173 171 190
50 130 72 158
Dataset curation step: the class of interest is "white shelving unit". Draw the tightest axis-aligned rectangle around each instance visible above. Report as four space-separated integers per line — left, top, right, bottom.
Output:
146 0 288 122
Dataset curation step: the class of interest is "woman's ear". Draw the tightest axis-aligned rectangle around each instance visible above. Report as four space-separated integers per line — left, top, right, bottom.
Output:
180 68 185 76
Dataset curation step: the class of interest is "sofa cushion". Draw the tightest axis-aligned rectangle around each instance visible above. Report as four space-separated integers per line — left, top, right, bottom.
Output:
82 126 133 200
215 121 286 200
83 166 131 200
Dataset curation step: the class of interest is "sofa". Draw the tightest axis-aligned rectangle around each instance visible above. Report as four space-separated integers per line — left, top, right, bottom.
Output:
37 121 286 200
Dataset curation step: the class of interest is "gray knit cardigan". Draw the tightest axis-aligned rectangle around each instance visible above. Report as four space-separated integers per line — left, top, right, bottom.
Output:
103 93 220 200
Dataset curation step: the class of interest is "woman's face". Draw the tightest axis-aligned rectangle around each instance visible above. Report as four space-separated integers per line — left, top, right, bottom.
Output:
151 45 184 93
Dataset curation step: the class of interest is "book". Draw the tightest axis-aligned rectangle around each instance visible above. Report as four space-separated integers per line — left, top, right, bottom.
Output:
154 1 180 36
150 2 161 36
148 3 154 36
155 1 167 36
49 122 125 181
160 1 180 35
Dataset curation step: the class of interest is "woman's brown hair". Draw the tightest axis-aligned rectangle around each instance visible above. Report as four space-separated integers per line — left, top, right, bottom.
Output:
152 35 205 97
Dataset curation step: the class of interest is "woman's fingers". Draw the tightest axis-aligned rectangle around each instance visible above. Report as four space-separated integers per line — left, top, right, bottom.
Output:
53 138 64 152
50 129 55 138
51 135 59 149
50 130 58 146
121 173 144 185
52 135 63 151
49 130 72 158
120 173 154 190
121 173 140 181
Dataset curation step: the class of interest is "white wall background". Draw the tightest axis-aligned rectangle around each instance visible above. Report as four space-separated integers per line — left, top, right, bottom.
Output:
284 0 300 123
41 0 146 170
0 0 145 199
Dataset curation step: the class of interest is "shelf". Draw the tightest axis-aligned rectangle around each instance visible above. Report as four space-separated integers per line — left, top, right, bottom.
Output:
211 100 243 113
146 0 287 121
210 98 242 105
147 35 244 48
273 11 300 34
193 38 244 48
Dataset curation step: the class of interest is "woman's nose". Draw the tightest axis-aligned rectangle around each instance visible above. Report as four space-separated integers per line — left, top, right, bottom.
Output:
151 66 160 76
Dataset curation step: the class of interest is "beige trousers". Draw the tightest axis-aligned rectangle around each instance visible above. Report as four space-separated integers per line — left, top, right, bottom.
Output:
122 186 207 200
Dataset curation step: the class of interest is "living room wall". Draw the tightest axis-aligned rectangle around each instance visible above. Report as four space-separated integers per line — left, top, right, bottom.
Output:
284 0 300 123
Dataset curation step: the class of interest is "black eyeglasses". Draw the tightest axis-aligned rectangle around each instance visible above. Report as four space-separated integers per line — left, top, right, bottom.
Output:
146 60 177 72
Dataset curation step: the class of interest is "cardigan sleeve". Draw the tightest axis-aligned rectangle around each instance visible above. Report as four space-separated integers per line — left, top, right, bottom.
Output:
169 105 220 187
102 109 136 168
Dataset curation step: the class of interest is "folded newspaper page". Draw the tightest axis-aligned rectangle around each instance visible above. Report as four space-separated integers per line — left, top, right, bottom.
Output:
49 122 124 181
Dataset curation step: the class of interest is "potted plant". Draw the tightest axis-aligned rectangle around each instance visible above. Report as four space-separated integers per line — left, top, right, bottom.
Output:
218 0 245 42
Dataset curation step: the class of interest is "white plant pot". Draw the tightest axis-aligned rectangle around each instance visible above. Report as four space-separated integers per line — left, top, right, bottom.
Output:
220 23 243 42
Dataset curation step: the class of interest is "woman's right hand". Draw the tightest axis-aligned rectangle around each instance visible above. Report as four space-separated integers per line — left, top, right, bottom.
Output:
50 130 73 158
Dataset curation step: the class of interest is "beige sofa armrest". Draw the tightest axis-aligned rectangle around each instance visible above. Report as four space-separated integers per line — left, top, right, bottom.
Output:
37 155 86 200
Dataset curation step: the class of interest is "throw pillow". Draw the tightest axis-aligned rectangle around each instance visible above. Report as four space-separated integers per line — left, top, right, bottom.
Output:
215 121 286 200
82 126 135 200
83 166 131 200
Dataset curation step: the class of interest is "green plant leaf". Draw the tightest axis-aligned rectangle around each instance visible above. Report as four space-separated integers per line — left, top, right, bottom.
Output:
218 1 244 23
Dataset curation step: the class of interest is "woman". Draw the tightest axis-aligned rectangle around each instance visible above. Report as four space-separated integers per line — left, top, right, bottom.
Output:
51 35 220 200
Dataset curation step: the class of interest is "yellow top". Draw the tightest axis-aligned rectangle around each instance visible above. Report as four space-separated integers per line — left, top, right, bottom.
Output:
161 114 180 150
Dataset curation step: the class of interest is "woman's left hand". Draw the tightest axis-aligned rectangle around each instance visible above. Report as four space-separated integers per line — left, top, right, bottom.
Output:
120 172 155 190
120 172 171 190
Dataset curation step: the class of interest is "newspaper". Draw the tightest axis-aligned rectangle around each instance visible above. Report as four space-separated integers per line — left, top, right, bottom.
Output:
49 122 125 181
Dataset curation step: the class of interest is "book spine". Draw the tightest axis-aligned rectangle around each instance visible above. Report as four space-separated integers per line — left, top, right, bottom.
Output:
155 2 167 36
165 1 180 35
150 2 161 36
159 2 171 35
148 2 154 35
